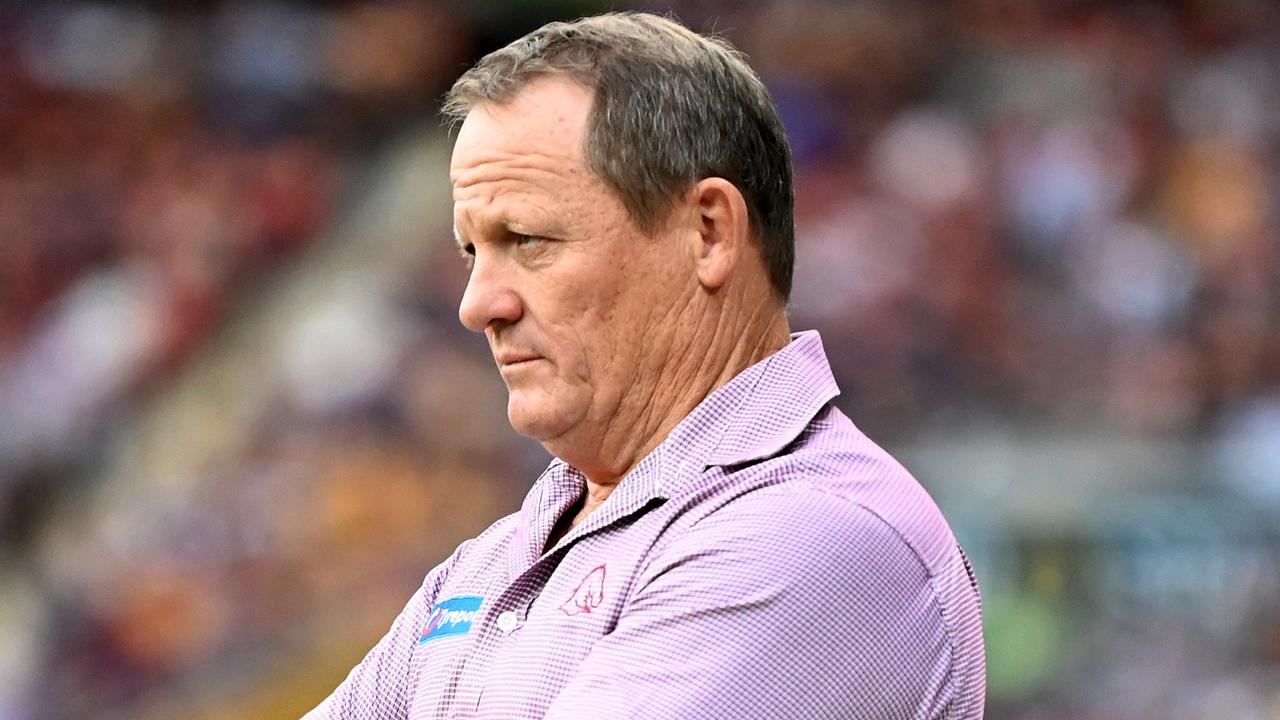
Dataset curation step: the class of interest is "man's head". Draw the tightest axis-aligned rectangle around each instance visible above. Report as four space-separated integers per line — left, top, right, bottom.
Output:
444 12 794 301
445 13 795 477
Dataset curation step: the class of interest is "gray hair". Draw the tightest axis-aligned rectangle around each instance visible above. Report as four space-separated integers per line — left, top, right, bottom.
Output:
443 12 795 302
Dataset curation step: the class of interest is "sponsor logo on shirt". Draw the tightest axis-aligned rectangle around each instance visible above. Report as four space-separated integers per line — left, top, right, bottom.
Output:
560 564 606 616
418 595 484 644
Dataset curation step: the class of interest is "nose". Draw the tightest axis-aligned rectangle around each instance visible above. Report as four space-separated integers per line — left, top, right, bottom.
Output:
458 252 523 333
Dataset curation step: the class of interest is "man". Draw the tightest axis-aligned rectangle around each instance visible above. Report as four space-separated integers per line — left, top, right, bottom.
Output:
306 12 985 720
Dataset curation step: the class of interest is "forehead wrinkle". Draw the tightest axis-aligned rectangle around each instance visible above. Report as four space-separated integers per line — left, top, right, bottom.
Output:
453 186 563 240
452 147 590 240
450 149 583 190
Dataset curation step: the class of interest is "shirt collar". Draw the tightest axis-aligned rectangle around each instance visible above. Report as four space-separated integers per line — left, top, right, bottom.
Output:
671 329 840 474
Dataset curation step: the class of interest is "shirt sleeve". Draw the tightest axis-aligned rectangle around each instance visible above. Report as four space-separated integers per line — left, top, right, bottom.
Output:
301 541 468 720
542 485 960 720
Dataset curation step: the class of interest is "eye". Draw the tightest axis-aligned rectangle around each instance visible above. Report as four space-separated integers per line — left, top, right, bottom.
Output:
513 234 542 247
456 242 475 270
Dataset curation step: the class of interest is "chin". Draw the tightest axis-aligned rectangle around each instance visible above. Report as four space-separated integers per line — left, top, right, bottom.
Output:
506 396 573 441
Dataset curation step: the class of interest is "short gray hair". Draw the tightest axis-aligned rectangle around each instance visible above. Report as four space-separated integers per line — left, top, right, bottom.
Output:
443 12 795 302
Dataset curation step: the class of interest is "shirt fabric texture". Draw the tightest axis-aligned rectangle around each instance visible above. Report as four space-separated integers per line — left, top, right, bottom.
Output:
305 330 986 719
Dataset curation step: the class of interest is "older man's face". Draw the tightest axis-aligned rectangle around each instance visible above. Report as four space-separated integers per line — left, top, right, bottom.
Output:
450 76 691 449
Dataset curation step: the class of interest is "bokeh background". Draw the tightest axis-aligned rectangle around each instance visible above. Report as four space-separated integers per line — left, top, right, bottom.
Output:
1 0 1278 718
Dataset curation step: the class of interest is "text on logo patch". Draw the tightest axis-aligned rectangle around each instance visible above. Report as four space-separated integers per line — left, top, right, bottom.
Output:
418 595 484 645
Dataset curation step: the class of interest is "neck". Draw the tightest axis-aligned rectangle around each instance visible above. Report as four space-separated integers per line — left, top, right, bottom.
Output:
548 295 791 512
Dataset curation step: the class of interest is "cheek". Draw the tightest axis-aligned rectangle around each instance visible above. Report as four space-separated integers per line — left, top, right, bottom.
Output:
592 279 668 379
529 282 602 377
537 281 632 390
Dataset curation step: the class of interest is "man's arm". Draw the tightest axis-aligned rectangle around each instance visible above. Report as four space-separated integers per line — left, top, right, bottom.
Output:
543 485 967 720
302 542 467 720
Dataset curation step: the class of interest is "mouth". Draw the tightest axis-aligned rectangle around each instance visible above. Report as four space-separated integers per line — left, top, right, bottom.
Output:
495 352 543 369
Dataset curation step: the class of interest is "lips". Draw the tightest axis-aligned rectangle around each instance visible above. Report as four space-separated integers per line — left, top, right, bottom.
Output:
495 351 542 367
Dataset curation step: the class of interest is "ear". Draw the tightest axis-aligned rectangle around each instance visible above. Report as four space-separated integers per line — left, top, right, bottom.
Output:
686 177 750 291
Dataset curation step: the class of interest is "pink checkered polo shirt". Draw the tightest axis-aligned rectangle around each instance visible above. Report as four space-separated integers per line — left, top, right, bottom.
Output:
305 330 986 719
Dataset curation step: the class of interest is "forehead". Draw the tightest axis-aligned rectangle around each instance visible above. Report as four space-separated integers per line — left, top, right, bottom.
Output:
450 76 594 184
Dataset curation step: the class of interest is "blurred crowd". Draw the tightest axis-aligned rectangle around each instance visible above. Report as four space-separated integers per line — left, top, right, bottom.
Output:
0 1 1278 719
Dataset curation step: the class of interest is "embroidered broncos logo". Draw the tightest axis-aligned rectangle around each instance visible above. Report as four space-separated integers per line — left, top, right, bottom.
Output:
560 564 606 616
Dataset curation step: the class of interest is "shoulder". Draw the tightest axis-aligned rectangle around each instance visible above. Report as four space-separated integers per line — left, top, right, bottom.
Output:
472 510 523 543
636 480 963 699
640 475 936 616
674 481 932 586
704 403 958 574
430 511 523 581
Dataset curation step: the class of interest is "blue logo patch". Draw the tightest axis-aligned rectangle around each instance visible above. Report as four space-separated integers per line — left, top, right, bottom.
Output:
417 595 485 645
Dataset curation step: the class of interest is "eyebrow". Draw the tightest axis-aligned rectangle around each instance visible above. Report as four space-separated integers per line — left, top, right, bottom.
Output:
452 226 468 249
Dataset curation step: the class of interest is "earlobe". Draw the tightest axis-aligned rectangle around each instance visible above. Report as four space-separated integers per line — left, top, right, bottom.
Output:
690 177 750 291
